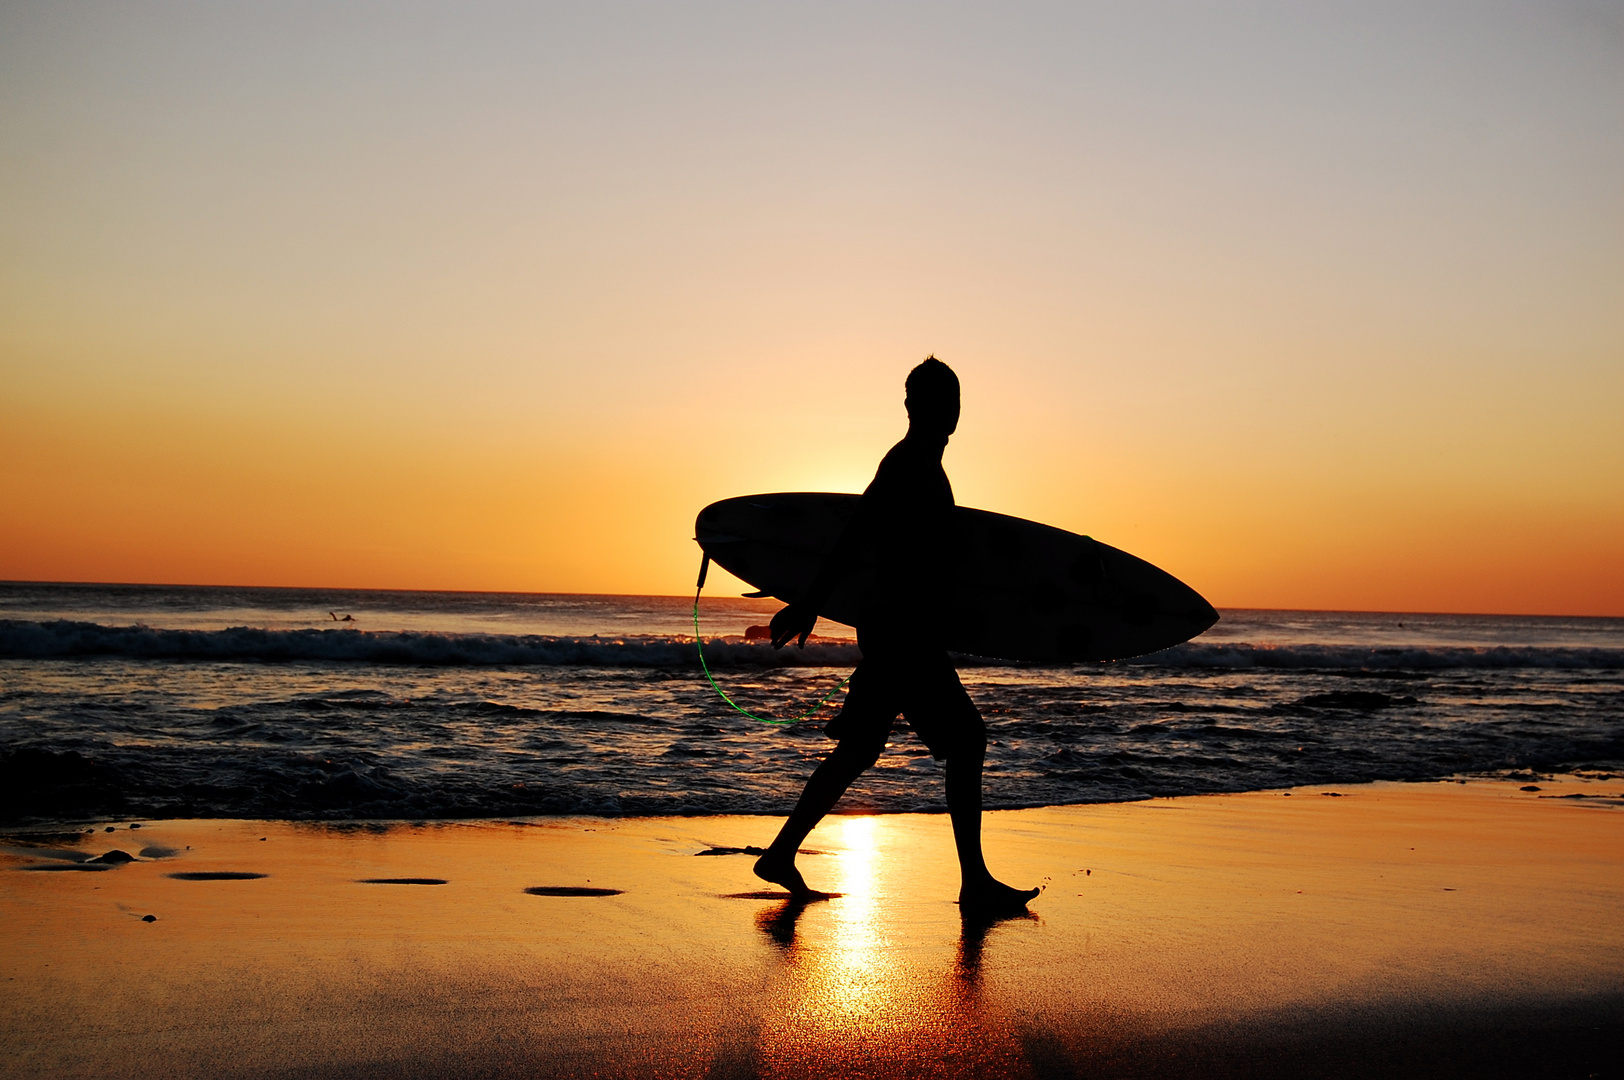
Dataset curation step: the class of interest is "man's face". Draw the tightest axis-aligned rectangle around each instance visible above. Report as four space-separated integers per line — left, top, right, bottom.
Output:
906 391 960 437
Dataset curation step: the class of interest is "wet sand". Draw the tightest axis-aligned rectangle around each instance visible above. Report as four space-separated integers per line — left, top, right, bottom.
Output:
2 776 1620 1079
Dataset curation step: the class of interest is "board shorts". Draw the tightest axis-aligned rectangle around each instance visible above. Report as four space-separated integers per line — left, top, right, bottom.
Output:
824 640 984 761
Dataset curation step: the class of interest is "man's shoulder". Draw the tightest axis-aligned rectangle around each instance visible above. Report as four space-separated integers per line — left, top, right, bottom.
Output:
868 438 927 490
867 438 949 495
874 438 912 472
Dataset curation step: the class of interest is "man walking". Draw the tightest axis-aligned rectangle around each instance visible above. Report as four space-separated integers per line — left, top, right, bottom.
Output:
754 357 1040 914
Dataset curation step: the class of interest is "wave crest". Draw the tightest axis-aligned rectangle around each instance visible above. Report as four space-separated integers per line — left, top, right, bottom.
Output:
0 619 860 668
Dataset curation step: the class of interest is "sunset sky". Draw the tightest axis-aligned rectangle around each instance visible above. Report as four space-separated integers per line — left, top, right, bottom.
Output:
2 1 1620 614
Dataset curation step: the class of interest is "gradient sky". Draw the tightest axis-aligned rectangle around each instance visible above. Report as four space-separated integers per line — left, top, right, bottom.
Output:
2 1 1621 613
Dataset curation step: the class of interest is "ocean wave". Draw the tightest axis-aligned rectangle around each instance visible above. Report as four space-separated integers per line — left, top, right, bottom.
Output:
0 620 861 668
2 619 1621 670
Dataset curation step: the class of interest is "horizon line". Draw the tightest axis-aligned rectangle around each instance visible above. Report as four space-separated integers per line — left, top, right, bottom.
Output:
2 578 1618 622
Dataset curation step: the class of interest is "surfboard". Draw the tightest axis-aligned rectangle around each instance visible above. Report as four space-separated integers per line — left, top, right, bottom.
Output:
694 492 1217 663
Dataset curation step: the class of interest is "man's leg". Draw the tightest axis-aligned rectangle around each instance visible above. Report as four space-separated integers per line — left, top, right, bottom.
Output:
945 723 1041 912
945 729 991 883
754 728 887 896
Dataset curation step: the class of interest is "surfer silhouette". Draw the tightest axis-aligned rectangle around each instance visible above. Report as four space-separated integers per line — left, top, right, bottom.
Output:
755 357 1041 914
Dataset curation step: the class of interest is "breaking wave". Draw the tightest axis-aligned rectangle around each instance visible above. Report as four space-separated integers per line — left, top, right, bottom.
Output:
2 619 1621 670
0 619 860 668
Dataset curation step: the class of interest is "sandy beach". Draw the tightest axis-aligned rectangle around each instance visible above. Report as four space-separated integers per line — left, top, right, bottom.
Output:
3 774 1620 1079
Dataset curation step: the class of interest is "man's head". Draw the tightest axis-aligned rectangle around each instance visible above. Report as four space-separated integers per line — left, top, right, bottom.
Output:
905 355 960 438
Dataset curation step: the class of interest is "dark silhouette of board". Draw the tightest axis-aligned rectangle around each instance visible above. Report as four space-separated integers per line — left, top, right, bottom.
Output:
695 492 1217 663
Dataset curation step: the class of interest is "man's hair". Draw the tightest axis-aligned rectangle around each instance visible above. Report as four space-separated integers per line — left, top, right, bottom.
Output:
906 355 959 405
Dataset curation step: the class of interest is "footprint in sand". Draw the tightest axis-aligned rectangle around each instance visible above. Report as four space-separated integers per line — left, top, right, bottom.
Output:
166 871 268 881
357 878 448 885
693 846 828 857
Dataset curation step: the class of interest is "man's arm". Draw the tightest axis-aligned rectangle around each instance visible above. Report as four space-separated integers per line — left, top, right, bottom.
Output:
768 487 877 649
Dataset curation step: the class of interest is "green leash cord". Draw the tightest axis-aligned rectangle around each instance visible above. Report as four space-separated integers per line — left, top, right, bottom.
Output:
693 552 851 725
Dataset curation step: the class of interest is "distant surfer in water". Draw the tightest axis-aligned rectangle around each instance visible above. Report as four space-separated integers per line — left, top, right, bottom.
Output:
756 356 1041 914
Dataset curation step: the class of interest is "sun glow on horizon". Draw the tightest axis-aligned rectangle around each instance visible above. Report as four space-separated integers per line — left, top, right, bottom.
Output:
1 3 1619 614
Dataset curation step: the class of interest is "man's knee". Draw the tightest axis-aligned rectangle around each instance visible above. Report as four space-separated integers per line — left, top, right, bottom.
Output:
943 721 986 763
830 730 887 772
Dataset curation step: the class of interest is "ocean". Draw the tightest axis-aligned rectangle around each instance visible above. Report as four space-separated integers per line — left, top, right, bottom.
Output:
1 582 1620 824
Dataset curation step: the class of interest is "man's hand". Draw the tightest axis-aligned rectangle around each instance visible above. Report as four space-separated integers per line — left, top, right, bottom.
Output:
769 603 818 650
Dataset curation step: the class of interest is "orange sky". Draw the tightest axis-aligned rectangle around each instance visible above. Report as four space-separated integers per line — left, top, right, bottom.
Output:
2 3 1621 614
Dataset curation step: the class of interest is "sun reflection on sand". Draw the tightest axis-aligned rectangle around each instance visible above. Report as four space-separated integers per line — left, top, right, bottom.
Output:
750 814 1031 1072
834 816 878 925
826 816 881 1004
758 815 906 1046
787 816 893 1031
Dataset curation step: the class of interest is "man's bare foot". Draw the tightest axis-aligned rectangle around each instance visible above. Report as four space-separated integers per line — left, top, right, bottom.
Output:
754 852 826 898
959 878 1040 914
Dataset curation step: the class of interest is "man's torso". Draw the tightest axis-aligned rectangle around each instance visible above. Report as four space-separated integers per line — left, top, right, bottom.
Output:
857 437 956 641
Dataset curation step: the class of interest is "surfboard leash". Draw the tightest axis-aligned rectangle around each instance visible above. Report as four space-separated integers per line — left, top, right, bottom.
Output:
693 553 852 725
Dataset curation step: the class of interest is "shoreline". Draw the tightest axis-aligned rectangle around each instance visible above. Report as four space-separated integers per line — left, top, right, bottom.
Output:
4 776 1621 1078
3 768 1620 835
